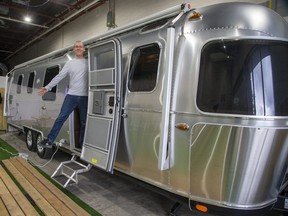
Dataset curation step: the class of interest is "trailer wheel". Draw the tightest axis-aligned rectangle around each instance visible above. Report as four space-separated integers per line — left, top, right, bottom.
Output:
26 130 36 151
36 134 53 159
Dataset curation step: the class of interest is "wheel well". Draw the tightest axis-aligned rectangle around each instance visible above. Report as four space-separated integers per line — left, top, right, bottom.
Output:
22 126 44 138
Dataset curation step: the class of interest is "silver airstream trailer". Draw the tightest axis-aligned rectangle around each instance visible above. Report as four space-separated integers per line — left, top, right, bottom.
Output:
4 2 288 215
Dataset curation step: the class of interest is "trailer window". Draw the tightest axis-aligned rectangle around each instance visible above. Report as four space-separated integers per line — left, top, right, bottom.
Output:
128 43 160 92
27 71 35 94
16 74 23 94
197 39 288 116
42 66 60 101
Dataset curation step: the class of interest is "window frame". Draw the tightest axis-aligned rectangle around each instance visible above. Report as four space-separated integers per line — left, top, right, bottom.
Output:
128 43 161 93
16 74 24 94
42 65 60 101
196 39 288 117
27 71 36 94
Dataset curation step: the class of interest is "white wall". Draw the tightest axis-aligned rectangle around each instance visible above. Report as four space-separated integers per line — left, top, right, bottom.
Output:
8 1 109 67
0 76 6 88
6 0 283 68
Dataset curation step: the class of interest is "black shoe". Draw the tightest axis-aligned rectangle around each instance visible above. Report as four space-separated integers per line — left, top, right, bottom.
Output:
38 139 53 148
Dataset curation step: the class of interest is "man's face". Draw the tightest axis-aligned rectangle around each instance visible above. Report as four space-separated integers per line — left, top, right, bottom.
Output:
73 42 85 57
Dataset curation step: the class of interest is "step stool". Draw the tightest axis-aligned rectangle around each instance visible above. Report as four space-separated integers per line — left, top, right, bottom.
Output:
51 154 92 188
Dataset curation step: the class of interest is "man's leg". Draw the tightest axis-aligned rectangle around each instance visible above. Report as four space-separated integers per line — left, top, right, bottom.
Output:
78 96 88 146
47 95 77 144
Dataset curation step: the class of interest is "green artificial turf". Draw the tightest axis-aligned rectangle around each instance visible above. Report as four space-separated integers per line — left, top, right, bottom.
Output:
0 138 102 216
0 138 18 160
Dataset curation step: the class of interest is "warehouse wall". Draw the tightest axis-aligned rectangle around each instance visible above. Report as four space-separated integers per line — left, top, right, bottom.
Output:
6 0 287 69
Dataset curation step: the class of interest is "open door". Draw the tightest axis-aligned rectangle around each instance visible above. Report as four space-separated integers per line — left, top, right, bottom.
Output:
81 40 122 173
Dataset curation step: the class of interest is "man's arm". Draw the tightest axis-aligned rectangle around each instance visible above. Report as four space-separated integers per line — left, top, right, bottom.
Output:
38 61 70 96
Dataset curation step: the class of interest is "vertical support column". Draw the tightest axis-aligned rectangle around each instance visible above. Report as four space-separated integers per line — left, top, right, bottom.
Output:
158 4 191 171
158 26 176 171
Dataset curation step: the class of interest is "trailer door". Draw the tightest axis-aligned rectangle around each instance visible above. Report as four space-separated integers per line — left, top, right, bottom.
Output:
81 40 122 173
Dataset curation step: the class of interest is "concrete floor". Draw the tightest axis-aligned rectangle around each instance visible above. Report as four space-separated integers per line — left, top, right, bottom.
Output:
0 132 286 216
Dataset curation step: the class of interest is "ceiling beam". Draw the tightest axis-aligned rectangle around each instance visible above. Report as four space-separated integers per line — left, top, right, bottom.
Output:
0 50 13 54
49 0 76 10
0 15 49 28
0 2 54 19
4 0 105 61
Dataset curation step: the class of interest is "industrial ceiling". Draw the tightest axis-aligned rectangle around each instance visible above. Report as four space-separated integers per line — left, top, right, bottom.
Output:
0 0 105 65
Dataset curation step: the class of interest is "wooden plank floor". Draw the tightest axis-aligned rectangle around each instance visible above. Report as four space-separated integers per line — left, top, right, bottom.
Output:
0 157 90 216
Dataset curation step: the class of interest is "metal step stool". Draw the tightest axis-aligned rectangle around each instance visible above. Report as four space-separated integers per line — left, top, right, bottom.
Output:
51 154 92 188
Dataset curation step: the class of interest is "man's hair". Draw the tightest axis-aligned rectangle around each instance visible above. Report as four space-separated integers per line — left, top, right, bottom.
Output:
74 41 84 47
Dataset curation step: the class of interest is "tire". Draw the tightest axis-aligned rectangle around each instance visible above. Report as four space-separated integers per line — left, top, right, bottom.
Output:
26 130 36 151
36 133 53 159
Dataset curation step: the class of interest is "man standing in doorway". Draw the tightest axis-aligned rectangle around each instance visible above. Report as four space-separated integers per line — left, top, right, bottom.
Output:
38 40 88 148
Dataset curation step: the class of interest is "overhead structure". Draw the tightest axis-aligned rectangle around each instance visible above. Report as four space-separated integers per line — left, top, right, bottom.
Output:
0 0 105 64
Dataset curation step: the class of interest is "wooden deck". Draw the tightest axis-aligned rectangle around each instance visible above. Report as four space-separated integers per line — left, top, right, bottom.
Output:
0 157 91 216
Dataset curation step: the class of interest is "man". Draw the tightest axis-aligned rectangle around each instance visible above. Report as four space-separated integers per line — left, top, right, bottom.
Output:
38 40 88 148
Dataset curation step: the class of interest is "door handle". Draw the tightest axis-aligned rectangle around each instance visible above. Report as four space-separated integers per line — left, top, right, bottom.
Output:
41 106 46 110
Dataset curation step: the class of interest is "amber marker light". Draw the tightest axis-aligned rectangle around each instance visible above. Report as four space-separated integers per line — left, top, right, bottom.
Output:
175 123 189 131
188 12 202 21
196 204 208 213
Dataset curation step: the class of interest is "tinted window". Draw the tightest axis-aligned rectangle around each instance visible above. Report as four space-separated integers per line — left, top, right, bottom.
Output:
197 39 288 116
27 72 35 93
42 66 60 101
128 43 160 92
17 74 23 94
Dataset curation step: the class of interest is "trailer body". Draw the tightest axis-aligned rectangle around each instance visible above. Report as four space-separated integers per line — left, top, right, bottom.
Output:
5 3 288 215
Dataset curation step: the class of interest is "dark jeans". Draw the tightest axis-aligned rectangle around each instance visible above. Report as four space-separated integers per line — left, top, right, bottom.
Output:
47 94 88 146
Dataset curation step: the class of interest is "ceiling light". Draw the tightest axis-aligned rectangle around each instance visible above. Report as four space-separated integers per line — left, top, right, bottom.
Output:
24 15 31 22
